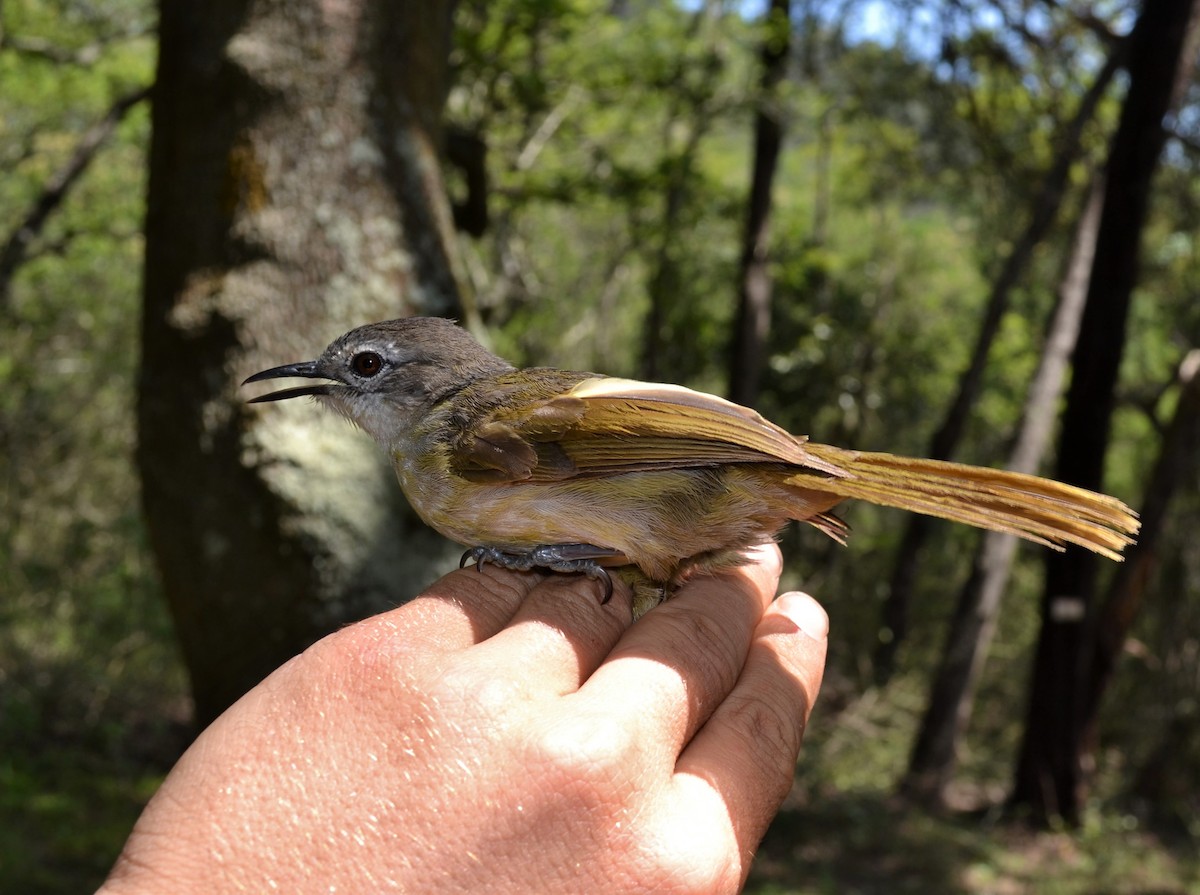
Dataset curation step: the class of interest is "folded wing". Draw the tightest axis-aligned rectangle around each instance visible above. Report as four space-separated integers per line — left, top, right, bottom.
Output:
450 375 851 482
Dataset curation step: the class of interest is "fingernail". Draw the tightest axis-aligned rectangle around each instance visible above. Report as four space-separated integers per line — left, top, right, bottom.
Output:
776 591 829 640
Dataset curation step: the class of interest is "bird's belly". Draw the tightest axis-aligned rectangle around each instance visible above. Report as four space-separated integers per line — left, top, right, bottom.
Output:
394 458 796 582
424 479 648 555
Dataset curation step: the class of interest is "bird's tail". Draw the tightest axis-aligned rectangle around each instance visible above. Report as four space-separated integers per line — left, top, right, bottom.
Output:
789 446 1140 560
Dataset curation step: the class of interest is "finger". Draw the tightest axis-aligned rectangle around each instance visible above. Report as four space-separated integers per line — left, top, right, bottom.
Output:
365 564 548 657
576 544 783 762
450 572 634 698
671 591 828 874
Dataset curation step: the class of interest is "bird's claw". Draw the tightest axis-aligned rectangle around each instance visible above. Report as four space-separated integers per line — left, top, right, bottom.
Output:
460 544 616 604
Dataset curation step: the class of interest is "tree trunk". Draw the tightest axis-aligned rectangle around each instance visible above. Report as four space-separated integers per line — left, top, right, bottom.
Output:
640 7 720 383
139 0 463 728
1011 0 1200 824
642 157 693 383
728 0 790 407
1078 350 1200 771
873 45 1124 683
902 177 1104 803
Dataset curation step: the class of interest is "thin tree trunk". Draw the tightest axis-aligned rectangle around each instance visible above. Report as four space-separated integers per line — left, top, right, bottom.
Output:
642 159 693 383
873 41 1125 683
139 0 462 728
1078 350 1200 771
902 177 1104 803
811 105 832 250
1011 0 1200 824
728 0 790 406
640 7 720 382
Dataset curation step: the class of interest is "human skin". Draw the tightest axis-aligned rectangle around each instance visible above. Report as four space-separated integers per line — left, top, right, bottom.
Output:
99 544 827 894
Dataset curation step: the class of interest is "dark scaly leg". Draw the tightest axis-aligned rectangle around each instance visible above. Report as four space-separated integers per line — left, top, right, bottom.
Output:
459 543 623 603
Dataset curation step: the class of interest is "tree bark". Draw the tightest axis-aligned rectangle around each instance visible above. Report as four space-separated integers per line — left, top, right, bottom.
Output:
902 177 1104 803
139 0 462 727
728 0 790 407
872 45 1124 683
1011 0 1200 824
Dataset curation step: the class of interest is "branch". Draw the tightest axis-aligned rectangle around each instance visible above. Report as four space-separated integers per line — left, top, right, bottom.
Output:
516 85 583 172
0 23 153 66
0 33 103 65
1036 0 1122 47
0 84 151 312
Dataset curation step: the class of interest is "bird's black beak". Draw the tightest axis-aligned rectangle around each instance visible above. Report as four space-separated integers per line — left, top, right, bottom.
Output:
243 360 335 403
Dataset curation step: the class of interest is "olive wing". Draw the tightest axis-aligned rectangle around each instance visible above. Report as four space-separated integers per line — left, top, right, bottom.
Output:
450 375 849 483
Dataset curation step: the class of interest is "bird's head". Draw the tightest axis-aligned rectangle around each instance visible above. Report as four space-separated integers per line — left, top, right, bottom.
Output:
244 317 512 445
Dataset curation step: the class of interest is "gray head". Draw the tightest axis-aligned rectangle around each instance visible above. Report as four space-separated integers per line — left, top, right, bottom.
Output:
244 317 513 445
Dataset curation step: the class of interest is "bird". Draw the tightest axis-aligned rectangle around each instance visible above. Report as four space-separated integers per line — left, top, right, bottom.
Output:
244 316 1139 616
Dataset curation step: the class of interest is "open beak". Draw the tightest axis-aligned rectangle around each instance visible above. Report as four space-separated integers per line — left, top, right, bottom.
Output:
243 360 335 403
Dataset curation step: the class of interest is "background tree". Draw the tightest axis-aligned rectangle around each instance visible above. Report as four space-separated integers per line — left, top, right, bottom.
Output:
1012 0 1200 824
1080 349 1200 762
903 175 1105 803
873 37 1124 682
139 0 463 725
728 0 790 406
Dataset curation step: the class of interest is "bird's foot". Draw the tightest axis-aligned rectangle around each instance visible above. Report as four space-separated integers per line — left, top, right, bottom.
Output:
460 543 621 603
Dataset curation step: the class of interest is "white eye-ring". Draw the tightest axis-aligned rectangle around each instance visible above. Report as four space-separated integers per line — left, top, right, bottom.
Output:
351 351 383 377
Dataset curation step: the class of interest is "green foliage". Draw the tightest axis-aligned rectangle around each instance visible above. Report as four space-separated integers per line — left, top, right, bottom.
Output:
1 747 167 892
0 1 183 887
750 667 1200 894
451 0 755 378
4 0 1200 890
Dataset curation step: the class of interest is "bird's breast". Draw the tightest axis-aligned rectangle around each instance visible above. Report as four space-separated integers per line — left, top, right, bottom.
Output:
386 448 799 583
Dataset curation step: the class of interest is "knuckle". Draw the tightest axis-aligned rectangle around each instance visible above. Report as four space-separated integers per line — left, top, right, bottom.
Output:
305 621 422 701
526 710 641 793
292 629 372 697
427 664 527 723
635 819 740 895
465 566 534 609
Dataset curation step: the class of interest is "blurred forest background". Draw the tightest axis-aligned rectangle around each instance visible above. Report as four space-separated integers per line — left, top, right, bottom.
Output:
3 0 1200 891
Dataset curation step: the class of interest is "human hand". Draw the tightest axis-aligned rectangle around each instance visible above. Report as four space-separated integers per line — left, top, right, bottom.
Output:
99 544 827 894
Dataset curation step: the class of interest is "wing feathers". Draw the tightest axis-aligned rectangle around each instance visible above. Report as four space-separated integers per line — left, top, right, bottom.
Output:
456 420 539 481
449 374 851 482
564 378 848 476
443 373 1138 564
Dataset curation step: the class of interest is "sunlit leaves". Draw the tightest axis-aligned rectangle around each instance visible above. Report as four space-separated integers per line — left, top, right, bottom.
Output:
0 0 175 765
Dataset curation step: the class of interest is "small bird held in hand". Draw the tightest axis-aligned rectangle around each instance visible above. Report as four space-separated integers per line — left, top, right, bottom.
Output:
245 317 1139 616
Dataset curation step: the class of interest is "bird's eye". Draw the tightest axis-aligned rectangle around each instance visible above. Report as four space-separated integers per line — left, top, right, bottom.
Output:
351 351 383 377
